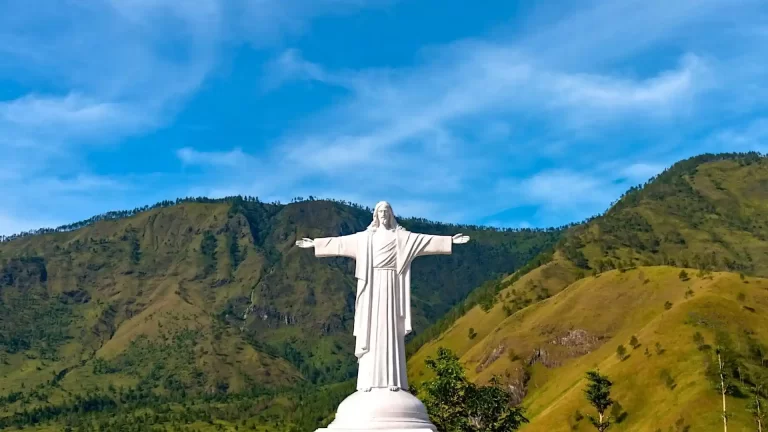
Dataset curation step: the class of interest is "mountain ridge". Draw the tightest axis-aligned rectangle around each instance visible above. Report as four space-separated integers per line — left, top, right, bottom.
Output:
408 151 768 431
2 151 767 431
0 196 560 430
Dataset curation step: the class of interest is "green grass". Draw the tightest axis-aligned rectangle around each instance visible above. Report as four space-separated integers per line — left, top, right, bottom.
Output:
408 253 581 382
418 266 768 431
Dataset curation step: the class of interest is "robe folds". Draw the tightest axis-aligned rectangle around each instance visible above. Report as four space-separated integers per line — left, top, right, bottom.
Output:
313 227 452 390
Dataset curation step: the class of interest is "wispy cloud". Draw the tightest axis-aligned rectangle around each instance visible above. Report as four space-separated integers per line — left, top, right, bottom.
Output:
179 0 744 224
3 0 768 235
231 0 397 47
0 93 153 139
269 43 706 165
0 0 392 235
177 147 256 168
0 211 62 236
620 163 668 183
231 0 765 225
708 118 768 154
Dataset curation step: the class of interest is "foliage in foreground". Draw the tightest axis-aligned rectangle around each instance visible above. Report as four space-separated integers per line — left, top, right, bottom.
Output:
420 347 528 432
584 370 614 431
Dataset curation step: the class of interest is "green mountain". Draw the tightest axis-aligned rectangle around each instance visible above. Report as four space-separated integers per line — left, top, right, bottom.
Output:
0 197 559 430
5 151 767 431
562 151 768 276
409 152 768 431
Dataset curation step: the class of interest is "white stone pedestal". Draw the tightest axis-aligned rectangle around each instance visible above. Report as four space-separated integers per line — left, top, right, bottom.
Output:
315 388 437 431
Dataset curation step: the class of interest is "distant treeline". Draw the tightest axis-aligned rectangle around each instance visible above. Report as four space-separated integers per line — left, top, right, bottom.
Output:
8 151 761 244
0 194 571 244
608 151 767 213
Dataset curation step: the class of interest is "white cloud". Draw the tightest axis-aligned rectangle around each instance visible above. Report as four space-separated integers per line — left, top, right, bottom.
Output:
0 93 152 139
0 212 62 237
709 118 768 154
3 0 768 234
171 0 768 228
497 170 619 208
0 173 135 236
232 0 397 47
33 174 131 194
262 43 709 180
213 37 708 222
177 147 256 168
0 2 220 178
621 163 666 182
547 54 707 113
250 0 768 227
0 0 394 236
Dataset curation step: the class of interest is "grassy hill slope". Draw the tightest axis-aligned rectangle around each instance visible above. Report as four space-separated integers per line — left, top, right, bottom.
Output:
411 267 768 431
466 266 767 431
410 152 768 430
408 252 581 381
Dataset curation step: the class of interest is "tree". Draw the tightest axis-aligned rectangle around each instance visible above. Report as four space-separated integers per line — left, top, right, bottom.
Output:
716 347 728 432
422 347 528 432
584 370 614 431
679 270 689 281
421 348 472 431
468 376 529 432
629 335 640 349
616 345 627 361
748 383 765 432
693 332 708 351
610 400 626 424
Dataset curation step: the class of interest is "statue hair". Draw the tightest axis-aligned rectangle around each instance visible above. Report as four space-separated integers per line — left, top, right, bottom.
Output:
367 201 402 231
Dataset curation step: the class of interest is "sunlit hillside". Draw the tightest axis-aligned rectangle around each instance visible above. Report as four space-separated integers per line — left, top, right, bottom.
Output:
409 152 768 431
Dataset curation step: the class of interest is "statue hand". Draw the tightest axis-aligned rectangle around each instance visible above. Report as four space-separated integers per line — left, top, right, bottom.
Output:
452 233 470 244
295 238 315 248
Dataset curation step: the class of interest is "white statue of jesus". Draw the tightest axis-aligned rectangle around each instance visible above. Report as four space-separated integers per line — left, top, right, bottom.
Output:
296 201 469 393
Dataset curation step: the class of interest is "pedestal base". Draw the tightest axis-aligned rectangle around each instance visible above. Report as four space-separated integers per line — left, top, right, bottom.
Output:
316 388 437 431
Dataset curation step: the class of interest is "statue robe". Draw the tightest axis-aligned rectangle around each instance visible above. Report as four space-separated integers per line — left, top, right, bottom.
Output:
314 227 452 390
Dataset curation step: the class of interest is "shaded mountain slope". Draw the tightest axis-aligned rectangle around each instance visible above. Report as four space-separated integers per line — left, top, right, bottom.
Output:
0 197 559 421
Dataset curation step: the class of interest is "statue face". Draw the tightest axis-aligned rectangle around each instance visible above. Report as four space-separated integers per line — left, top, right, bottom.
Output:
377 206 390 227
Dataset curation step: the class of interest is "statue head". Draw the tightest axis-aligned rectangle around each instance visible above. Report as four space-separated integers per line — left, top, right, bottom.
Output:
368 201 399 231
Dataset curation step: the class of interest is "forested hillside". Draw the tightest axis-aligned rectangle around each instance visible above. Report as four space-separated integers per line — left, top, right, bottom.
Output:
0 196 559 430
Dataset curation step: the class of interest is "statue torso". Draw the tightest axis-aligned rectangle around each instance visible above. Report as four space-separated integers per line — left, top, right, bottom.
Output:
371 228 397 269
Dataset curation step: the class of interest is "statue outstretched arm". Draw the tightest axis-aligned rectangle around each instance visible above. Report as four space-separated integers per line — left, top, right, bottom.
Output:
295 238 315 248
452 233 470 244
415 233 470 257
299 234 358 258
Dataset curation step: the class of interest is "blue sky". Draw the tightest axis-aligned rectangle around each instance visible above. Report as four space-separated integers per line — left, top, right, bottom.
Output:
1 0 767 235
